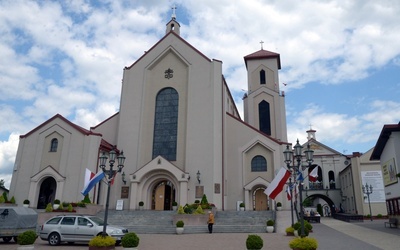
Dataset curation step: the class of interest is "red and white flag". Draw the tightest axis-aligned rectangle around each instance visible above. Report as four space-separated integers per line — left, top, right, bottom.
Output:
264 167 291 200
309 166 319 182
286 185 291 201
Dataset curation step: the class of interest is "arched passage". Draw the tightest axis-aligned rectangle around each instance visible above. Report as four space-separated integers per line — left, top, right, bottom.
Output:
304 193 336 217
37 177 56 209
151 180 176 210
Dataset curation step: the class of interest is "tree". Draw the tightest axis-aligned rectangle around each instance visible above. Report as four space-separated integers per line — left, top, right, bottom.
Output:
0 179 5 188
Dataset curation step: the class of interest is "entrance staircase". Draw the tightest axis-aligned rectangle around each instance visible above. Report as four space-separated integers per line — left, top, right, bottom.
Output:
97 210 275 234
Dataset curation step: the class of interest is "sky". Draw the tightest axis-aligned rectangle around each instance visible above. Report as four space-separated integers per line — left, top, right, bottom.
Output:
1 0 400 189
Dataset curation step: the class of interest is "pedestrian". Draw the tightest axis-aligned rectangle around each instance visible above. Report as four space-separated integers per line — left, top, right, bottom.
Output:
207 210 214 234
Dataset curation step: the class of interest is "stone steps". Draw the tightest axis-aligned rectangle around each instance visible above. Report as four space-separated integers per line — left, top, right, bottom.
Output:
98 210 275 234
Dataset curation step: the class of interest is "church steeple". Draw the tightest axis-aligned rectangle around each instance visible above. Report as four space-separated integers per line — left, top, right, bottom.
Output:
165 5 181 36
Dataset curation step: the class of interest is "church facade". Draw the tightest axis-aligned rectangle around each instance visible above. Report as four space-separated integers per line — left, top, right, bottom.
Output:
9 16 289 211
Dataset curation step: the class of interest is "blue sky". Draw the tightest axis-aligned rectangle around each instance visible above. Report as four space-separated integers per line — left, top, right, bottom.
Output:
1 0 400 189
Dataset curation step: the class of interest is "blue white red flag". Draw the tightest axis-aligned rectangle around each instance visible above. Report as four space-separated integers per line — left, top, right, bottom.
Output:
81 170 105 196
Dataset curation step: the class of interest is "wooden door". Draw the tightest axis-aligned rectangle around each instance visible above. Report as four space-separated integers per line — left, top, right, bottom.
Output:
155 185 165 210
255 189 268 211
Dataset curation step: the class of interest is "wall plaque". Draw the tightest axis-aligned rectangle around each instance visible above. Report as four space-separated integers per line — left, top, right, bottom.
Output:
121 186 129 199
195 186 204 198
214 183 220 194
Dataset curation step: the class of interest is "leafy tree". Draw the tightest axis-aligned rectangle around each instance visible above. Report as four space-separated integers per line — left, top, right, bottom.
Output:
0 179 5 188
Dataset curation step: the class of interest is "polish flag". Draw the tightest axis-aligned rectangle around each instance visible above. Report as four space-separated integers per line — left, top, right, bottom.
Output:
83 168 95 188
264 167 291 200
286 185 291 201
309 166 319 182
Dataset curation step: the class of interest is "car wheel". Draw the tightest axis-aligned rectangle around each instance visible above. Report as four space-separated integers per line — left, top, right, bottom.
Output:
48 232 61 246
2 237 12 243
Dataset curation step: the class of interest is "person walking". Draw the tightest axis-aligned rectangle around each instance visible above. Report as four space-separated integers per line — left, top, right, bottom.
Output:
207 210 215 234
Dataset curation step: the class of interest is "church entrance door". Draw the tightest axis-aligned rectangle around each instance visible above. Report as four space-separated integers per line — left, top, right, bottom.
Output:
254 188 268 211
152 181 175 210
37 177 57 209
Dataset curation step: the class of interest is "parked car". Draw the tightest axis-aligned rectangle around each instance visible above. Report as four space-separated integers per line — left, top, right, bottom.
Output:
0 206 38 243
39 215 128 246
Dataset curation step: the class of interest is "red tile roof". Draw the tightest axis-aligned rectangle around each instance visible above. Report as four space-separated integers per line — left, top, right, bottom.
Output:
244 49 281 69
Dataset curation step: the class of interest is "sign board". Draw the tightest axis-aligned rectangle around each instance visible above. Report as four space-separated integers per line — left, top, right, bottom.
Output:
116 200 124 211
361 171 386 203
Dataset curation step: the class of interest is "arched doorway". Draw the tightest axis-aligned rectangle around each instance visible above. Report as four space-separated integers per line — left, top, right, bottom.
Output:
152 180 176 210
304 194 335 217
37 177 56 209
253 187 269 211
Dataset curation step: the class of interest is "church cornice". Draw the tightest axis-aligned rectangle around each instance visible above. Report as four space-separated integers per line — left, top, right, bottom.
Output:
244 49 281 69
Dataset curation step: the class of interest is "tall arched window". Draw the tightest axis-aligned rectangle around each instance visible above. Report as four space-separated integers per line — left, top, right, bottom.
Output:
260 70 266 84
50 138 58 152
152 88 178 161
251 155 267 172
259 101 271 135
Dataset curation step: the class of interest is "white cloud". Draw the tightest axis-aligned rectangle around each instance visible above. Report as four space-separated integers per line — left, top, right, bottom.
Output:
0 133 19 189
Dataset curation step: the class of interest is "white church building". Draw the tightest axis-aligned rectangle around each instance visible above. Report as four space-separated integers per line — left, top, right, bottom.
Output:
9 15 361 215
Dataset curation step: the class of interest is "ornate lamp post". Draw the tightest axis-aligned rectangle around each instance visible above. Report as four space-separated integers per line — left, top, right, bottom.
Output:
362 183 373 221
283 139 314 237
99 148 125 236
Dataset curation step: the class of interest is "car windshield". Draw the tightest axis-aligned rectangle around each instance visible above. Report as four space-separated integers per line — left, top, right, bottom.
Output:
88 216 106 226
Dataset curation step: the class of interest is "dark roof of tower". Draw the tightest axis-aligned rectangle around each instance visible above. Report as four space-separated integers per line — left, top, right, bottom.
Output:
244 49 281 69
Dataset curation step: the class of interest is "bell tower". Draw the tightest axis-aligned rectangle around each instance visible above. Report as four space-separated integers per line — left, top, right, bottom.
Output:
165 5 180 36
242 45 287 142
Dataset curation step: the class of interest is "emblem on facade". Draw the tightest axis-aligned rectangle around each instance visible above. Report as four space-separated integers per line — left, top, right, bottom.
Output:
164 68 173 79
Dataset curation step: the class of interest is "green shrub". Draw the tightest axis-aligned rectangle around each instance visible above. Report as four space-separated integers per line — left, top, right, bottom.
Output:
88 235 116 247
377 214 383 218
176 220 184 227
0 195 5 203
139 201 144 206
77 201 86 207
293 222 301 230
62 201 69 207
10 196 16 204
277 202 282 207
304 220 313 231
285 226 295 233
45 203 53 212
240 202 245 208
201 194 209 205
67 203 74 212
121 232 139 248
317 203 323 215
193 205 205 214
266 220 274 226
54 199 60 204
194 200 200 204
82 194 91 203
2 192 8 202
297 227 310 237
246 234 263 250
17 230 37 245
172 201 178 206
289 237 318 250
177 205 185 214
23 199 30 205
58 203 64 210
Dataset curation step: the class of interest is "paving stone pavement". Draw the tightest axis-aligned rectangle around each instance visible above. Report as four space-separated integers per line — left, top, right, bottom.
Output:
1 217 399 249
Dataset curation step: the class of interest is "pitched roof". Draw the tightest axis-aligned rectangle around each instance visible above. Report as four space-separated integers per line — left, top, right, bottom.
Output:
370 123 400 160
20 114 102 138
244 49 281 69
125 31 211 70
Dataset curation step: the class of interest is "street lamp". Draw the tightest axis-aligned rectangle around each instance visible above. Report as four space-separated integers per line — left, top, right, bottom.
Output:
283 139 314 237
99 148 125 236
362 183 373 221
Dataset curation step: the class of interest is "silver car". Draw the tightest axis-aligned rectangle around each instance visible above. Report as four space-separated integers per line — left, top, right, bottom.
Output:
39 215 127 246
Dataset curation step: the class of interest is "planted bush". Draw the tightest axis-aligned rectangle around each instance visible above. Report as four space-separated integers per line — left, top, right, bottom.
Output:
23 199 30 205
289 237 318 250
176 220 184 227
121 232 139 248
89 235 116 247
246 234 263 250
266 220 275 226
45 203 53 212
17 230 37 245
